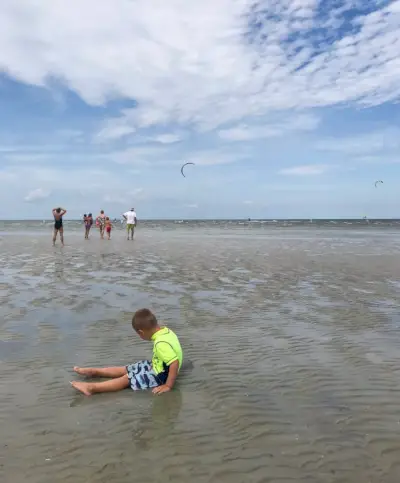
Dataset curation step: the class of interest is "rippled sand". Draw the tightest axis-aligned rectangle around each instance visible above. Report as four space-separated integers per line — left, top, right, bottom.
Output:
1 227 400 483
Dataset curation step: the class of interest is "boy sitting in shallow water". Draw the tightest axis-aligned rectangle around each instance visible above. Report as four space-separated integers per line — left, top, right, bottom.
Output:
71 308 183 396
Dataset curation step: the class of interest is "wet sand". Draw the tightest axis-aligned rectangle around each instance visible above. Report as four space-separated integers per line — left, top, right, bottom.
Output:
1 227 400 483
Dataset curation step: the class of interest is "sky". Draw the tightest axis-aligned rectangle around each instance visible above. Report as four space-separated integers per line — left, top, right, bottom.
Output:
0 0 399 220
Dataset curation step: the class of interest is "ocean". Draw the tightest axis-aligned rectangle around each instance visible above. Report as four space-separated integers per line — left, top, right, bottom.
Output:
1 220 400 482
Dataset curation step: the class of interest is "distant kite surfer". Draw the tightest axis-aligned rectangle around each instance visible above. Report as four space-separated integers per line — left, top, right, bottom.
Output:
181 162 195 177
52 207 67 246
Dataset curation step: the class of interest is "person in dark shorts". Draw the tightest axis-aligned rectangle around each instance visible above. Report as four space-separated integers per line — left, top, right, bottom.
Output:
52 207 67 246
83 213 93 239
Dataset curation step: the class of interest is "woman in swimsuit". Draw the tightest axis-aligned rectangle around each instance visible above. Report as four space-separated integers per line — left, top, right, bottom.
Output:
88 213 93 237
96 210 106 239
83 213 93 239
52 207 67 246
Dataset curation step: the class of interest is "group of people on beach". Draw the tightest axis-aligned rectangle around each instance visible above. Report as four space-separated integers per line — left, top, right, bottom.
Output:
52 207 137 246
83 211 114 240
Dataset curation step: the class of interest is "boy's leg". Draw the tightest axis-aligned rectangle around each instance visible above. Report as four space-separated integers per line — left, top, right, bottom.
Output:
71 374 130 396
74 366 127 378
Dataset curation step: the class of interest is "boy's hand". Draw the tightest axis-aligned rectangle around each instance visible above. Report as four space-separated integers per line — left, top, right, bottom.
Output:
152 384 171 395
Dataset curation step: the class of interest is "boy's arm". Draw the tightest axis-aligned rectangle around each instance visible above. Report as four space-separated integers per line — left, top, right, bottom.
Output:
152 341 180 395
152 360 179 395
166 360 179 388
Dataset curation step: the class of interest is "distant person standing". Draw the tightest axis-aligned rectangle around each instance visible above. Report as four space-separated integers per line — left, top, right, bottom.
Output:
52 207 67 246
123 208 137 240
83 213 93 239
88 213 93 236
96 210 106 239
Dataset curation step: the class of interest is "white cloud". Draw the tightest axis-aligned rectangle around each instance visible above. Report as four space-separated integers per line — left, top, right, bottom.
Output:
95 118 136 143
354 155 400 164
316 128 400 155
0 0 399 134
111 146 165 165
150 134 182 144
7 165 143 197
104 188 144 205
185 203 198 208
57 129 83 141
0 169 17 182
24 188 51 202
243 200 253 205
184 148 249 166
5 153 53 163
219 125 282 141
218 114 320 141
279 164 329 176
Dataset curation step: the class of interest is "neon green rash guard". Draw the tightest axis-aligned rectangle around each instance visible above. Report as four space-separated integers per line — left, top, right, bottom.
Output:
151 327 183 384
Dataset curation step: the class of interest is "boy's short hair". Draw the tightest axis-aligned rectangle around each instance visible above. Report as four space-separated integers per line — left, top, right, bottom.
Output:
132 308 158 331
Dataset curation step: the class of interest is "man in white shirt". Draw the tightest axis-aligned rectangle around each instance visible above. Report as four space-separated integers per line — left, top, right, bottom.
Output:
123 208 137 240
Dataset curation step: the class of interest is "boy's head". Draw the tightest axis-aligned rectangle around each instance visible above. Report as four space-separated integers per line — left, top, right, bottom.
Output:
132 308 158 340
106 216 110 220
101 210 104 214
56 207 61 213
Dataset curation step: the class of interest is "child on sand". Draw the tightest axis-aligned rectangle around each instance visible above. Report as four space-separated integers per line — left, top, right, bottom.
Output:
105 217 112 240
71 308 183 396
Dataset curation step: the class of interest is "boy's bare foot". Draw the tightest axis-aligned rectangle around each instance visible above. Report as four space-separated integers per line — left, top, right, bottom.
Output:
70 381 93 396
73 366 95 377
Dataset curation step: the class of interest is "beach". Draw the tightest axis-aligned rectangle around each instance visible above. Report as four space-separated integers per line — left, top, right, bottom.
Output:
1 221 400 483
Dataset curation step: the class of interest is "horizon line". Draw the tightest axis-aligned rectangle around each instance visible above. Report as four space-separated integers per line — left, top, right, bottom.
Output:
1 217 399 222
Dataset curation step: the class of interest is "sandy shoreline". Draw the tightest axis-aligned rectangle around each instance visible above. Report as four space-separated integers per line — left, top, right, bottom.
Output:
1 229 400 482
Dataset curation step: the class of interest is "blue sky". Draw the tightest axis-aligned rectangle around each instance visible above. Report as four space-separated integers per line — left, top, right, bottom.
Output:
0 0 399 219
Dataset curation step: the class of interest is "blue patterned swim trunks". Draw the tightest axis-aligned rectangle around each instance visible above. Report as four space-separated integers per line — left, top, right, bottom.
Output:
126 360 160 391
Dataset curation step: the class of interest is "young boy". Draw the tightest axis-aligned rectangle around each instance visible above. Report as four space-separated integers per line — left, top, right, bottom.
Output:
105 217 112 240
71 308 183 396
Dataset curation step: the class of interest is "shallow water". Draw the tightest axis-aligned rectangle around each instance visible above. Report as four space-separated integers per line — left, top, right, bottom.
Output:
1 226 400 483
